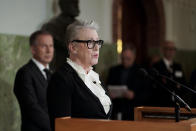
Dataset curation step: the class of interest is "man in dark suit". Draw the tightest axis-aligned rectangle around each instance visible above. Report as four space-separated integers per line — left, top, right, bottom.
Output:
153 40 187 107
14 30 54 131
107 45 151 120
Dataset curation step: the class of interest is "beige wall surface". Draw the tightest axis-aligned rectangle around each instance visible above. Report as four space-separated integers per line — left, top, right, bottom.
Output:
163 0 196 50
0 0 53 36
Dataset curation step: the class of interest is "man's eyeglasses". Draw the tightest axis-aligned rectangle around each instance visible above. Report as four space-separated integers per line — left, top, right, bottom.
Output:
71 40 104 49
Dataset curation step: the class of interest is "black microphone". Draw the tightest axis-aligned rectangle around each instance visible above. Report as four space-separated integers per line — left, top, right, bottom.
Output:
150 68 196 94
138 68 158 81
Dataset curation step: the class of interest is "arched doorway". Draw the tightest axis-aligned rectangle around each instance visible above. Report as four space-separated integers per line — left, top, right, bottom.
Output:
113 0 165 64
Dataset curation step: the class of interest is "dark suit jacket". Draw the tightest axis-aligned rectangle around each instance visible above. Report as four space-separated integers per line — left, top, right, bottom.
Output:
152 59 187 107
47 62 112 130
107 64 151 120
14 60 51 131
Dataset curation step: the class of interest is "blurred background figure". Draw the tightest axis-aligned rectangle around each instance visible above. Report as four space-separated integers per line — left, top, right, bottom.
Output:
14 30 54 131
107 44 151 120
152 40 188 107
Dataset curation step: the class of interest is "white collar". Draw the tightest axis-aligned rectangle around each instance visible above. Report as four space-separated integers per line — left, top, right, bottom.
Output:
67 58 93 75
67 58 111 114
67 58 100 83
32 58 49 71
163 57 173 67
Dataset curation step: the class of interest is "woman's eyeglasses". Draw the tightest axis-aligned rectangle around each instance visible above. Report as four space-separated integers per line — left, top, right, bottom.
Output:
71 40 104 49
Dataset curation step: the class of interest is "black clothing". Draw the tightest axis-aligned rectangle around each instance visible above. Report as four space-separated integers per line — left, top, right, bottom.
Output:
107 64 151 120
190 70 196 90
14 60 51 131
190 70 196 107
47 62 112 130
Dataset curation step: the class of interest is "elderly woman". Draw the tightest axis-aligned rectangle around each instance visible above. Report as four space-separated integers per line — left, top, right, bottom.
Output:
47 20 112 129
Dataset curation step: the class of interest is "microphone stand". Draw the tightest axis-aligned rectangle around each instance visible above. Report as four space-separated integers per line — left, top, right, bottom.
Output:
146 72 191 122
174 100 180 122
172 92 181 122
174 98 180 122
171 91 192 122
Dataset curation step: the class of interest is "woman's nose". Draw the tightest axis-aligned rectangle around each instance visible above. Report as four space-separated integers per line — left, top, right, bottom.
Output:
93 44 99 51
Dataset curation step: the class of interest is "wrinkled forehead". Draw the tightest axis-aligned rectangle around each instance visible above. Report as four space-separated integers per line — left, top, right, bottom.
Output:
74 28 99 40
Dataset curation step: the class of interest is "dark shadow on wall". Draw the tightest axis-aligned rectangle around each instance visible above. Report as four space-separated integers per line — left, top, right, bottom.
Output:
42 0 80 71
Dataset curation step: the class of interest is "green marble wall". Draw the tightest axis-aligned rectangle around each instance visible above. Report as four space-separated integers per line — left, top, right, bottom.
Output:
0 33 31 131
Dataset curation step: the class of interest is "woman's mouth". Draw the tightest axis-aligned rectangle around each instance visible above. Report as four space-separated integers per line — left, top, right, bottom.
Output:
93 54 99 58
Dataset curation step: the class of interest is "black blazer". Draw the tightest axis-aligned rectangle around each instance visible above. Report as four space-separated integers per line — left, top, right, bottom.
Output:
107 64 139 86
107 64 151 105
14 60 51 131
47 62 112 130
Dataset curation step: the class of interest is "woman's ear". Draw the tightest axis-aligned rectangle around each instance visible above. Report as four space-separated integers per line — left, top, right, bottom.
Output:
69 43 78 54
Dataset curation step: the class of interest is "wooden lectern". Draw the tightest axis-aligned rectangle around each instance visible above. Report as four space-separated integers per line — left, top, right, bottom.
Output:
55 117 196 131
55 106 196 131
134 106 196 122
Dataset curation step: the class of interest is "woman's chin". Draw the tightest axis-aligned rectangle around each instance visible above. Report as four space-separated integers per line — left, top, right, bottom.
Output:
91 60 98 66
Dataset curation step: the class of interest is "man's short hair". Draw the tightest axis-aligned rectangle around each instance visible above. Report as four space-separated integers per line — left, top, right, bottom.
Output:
29 30 52 46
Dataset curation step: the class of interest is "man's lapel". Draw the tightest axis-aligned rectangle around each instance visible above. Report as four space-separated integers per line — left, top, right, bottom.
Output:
28 60 48 87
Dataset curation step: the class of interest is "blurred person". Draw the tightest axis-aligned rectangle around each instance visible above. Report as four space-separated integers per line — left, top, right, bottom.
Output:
152 40 187 107
14 30 54 131
107 44 150 120
47 20 112 130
